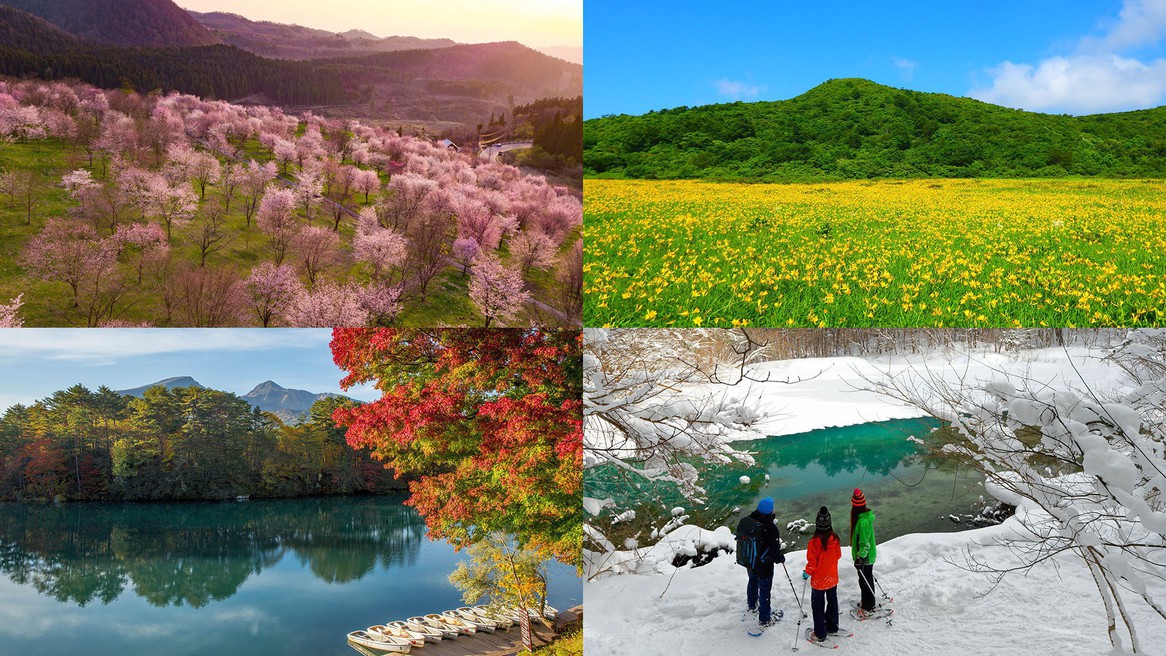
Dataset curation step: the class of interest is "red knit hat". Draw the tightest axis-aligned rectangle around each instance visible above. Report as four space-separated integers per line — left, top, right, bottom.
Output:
851 488 866 507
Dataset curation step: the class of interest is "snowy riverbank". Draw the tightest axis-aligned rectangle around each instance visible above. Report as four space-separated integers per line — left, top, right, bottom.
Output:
740 345 1129 438
584 507 1166 655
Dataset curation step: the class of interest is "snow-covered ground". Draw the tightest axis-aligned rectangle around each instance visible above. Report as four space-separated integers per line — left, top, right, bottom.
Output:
741 346 1128 438
585 512 1166 655
586 343 1166 654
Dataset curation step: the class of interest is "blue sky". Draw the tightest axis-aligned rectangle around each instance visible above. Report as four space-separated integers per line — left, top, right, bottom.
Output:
0 329 379 412
584 0 1166 117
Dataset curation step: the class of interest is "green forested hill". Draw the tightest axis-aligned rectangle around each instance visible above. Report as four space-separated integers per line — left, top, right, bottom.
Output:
583 78 1166 180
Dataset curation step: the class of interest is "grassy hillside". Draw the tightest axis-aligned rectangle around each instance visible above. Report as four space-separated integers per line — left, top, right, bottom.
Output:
583 78 1166 181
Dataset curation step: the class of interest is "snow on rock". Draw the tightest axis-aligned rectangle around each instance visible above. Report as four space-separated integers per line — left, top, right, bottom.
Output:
584 518 1166 655
584 496 615 517
738 475 751 485
786 518 811 533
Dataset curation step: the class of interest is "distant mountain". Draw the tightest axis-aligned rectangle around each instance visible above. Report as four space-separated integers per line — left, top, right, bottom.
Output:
190 10 456 60
0 6 346 105
115 378 346 424
117 376 206 398
332 41 583 102
340 29 381 41
0 0 219 47
242 380 344 424
537 46 582 65
584 77 1166 180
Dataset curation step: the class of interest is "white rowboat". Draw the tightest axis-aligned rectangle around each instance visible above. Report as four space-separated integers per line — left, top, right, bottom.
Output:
471 605 513 629
432 613 476 636
451 608 496 632
347 630 411 653
409 616 458 640
369 625 425 648
391 620 442 643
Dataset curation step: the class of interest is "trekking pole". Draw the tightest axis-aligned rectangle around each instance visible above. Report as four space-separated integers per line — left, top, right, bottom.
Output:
874 573 890 601
790 576 807 652
780 562 807 618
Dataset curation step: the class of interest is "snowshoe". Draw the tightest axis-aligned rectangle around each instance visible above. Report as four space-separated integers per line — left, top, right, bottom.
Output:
804 628 839 649
849 607 894 621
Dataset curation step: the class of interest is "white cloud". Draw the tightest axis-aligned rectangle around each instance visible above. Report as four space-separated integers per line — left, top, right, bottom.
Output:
971 54 1166 114
715 78 764 100
973 0 1166 114
0 328 330 363
1096 0 1166 50
891 57 917 81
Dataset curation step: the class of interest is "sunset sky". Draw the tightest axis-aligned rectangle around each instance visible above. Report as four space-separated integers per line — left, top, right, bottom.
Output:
174 0 582 47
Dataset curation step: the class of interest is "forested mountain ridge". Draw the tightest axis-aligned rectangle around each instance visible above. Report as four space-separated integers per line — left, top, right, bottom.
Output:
0 0 220 47
583 78 1166 180
0 6 346 105
190 10 457 60
329 41 583 103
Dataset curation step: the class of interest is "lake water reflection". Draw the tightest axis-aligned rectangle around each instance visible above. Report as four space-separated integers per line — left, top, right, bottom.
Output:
0 495 581 655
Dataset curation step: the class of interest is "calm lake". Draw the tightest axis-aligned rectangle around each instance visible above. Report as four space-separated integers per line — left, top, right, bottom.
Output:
0 495 581 656
588 417 988 548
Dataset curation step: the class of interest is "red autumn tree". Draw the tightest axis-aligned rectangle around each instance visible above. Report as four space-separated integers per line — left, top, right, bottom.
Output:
331 329 582 568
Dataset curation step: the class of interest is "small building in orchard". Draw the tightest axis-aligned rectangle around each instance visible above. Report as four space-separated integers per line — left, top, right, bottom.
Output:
437 138 459 151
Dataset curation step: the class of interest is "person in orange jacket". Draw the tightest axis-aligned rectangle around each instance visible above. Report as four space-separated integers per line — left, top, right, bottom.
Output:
802 506 842 644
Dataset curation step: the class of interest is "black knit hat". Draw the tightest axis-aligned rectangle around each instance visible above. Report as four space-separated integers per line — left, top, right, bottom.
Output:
815 506 831 532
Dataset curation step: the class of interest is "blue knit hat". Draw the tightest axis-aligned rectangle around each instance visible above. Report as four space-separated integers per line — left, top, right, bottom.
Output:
757 497 774 515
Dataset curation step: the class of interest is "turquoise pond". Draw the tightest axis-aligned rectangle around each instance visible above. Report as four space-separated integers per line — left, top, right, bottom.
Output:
0 495 581 656
587 417 988 549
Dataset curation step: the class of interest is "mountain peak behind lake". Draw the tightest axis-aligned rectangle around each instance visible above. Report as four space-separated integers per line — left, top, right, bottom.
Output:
115 378 344 424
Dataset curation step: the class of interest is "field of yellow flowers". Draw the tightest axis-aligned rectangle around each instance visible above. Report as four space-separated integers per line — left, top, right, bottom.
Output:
585 178 1166 327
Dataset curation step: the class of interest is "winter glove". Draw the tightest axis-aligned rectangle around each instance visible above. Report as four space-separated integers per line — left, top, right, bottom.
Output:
775 551 786 564
802 571 810 580
855 557 868 566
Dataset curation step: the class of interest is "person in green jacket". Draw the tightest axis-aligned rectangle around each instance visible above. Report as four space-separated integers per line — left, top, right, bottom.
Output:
850 488 878 613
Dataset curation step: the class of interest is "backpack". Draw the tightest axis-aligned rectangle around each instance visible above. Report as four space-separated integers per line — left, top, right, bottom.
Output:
735 514 769 570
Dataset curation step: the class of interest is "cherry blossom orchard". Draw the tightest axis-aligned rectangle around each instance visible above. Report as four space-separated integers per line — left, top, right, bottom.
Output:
0 78 582 327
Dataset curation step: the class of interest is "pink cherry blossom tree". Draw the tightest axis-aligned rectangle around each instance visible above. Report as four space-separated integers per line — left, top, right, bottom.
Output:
240 160 278 227
285 282 368 327
452 236 480 275
0 294 22 328
353 209 408 281
355 281 403 326
509 228 559 275
294 225 339 286
469 252 530 328
245 262 304 327
353 168 381 204
114 222 169 283
257 187 298 265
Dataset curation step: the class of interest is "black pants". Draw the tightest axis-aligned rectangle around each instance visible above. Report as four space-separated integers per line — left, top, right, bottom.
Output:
856 563 875 611
811 586 838 640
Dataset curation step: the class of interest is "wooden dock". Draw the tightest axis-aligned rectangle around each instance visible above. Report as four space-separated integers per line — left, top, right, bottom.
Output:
347 607 581 656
